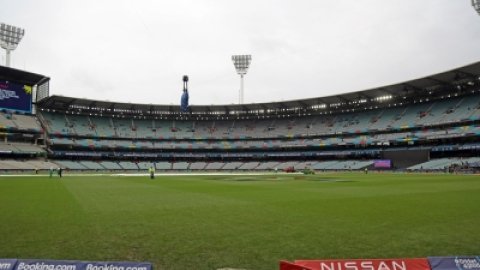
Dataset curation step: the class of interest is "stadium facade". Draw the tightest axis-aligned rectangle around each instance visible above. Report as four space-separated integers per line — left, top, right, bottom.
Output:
1 62 480 173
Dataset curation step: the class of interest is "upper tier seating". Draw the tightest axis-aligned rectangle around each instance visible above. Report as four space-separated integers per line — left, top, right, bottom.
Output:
39 94 480 140
91 117 115 137
41 112 75 135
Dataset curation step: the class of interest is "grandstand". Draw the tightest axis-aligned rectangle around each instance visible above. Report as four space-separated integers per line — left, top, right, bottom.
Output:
1 62 480 173
0 66 50 171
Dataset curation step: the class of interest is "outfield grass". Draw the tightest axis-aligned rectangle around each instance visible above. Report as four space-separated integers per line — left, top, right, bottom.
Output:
0 173 479 270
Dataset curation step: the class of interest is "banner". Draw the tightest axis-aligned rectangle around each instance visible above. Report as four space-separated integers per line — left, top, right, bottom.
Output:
0 80 32 113
0 259 18 270
292 258 431 270
428 257 480 270
280 261 314 270
0 259 152 270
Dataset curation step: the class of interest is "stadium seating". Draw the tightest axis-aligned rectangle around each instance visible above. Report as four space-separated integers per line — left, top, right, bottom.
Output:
54 160 87 170
238 162 260 170
118 161 139 170
311 161 341 170
11 91 474 172
172 162 189 170
79 161 104 170
0 143 19 152
137 162 155 170
155 162 171 170
38 96 480 142
0 142 45 154
255 161 281 170
222 162 244 170
276 161 299 170
189 162 207 170
99 161 122 170
204 162 226 170
407 157 480 170
0 160 57 170
0 112 16 129
11 114 42 131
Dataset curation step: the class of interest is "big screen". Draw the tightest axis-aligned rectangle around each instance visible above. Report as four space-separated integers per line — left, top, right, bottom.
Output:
0 80 32 113
374 159 392 168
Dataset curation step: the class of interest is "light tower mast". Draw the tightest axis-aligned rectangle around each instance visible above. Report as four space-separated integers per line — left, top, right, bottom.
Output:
232 55 252 104
0 23 25 67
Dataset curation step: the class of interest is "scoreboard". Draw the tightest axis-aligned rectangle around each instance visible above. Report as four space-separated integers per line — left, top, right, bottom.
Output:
0 80 32 113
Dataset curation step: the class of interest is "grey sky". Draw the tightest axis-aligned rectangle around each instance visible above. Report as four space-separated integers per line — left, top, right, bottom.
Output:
1 0 480 105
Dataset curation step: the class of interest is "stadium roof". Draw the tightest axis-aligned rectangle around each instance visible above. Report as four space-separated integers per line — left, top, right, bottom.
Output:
38 60 480 115
0 65 50 86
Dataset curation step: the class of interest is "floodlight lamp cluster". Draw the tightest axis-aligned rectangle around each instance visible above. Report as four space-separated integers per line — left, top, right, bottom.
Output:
232 55 252 75
375 95 393 102
473 0 480 15
0 23 25 51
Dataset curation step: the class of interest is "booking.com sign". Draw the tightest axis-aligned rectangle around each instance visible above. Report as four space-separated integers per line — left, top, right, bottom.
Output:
0 259 152 270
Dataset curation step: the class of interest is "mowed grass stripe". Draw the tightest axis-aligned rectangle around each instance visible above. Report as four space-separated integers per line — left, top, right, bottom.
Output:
0 178 97 259
0 173 479 270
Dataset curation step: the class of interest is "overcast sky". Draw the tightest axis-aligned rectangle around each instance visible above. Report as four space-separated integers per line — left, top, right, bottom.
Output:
1 0 480 105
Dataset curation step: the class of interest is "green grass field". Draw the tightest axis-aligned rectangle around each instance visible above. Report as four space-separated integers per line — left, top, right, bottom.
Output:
0 173 479 270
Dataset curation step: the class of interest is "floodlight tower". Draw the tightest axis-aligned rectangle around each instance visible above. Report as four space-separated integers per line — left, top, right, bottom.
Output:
0 23 25 67
473 0 480 15
232 55 252 104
